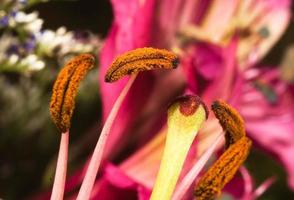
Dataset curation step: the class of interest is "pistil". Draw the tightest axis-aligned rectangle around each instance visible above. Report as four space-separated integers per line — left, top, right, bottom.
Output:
150 95 208 200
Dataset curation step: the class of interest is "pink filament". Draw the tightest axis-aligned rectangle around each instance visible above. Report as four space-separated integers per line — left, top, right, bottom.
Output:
253 177 276 199
50 131 69 200
77 75 137 200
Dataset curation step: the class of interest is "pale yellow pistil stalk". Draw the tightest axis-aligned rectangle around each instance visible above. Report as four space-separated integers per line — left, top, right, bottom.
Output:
150 95 208 200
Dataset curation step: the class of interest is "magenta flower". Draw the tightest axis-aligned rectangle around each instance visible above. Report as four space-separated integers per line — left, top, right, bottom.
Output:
98 0 293 191
99 0 292 159
39 0 293 199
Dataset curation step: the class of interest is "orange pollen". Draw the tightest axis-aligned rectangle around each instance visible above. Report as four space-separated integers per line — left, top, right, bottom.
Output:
50 54 95 132
104 47 179 82
211 100 246 149
194 137 252 200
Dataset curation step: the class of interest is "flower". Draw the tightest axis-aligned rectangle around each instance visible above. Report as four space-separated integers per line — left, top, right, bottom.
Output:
0 2 100 73
36 0 293 199
64 94 255 199
96 0 294 194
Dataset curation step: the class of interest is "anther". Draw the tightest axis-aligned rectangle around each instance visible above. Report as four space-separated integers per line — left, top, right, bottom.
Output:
105 47 179 82
212 100 246 148
50 54 95 132
194 137 252 200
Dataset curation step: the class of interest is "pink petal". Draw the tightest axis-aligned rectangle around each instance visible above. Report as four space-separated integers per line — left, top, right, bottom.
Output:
251 0 291 61
90 163 151 200
192 43 223 80
101 74 156 158
237 68 294 190
99 0 186 159
224 174 246 199
224 166 275 200
184 39 239 104
99 0 157 158
198 0 239 39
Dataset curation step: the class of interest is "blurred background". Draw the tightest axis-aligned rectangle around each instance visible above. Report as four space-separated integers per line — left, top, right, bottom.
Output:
0 0 293 199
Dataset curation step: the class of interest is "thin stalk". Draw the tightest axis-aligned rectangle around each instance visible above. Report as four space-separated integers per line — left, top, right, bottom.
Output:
77 75 137 200
253 177 275 199
172 133 223 200
50 131 69 200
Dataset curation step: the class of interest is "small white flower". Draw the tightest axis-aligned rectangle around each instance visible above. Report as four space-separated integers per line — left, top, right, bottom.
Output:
0 10 6 18
20 54 45 71
36 30 58 55
8 54 19 65
24 18 43 33
15 12 38 23
30 60 45 70
56 27 67 35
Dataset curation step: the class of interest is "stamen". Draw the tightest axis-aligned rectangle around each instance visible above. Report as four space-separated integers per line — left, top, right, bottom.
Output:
77 74 136 200
211 100 246 148
150 95 208 200
77 48 179 200
49 54 95 200
194 137 252 200
50 54 95 132
194 100 252 200
105 47 179 82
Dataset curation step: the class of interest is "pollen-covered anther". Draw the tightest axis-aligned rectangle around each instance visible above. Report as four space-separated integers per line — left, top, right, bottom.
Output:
50 54 95 132
194 137 252 200
212 100 246 148
105 47 179 82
